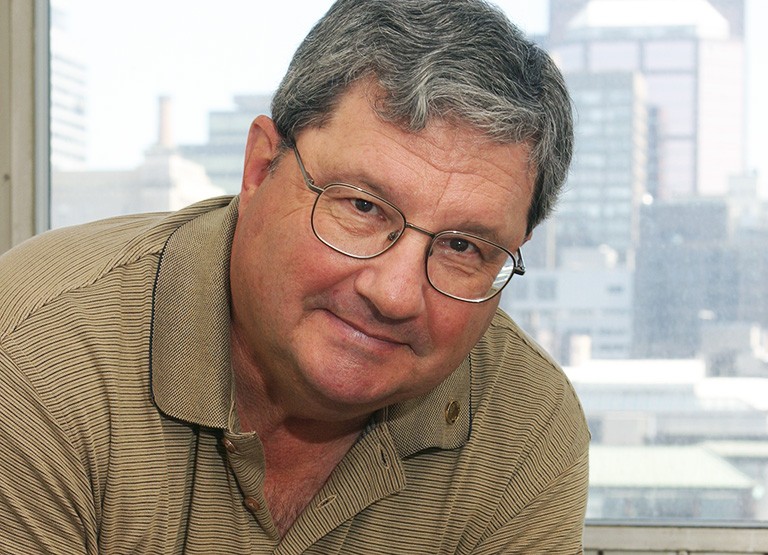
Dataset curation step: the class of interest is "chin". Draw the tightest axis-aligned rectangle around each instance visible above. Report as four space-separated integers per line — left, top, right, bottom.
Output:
298 355 411 412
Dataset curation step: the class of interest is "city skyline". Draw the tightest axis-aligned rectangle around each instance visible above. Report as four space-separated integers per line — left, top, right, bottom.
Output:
56 0 766 189
57 0 547 170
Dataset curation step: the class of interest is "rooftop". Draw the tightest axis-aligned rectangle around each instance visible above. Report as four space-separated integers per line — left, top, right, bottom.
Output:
590 445 756 489
570 0 730 39
565 359 768 412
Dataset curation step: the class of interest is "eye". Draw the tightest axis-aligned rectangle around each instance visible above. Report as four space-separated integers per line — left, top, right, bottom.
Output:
353 198 375 213
431 234 486 261
449 237 479 255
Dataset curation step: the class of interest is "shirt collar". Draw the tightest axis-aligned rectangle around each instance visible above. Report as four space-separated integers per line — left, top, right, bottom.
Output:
150 195 472 451
151 196 238 428
385 355 472 457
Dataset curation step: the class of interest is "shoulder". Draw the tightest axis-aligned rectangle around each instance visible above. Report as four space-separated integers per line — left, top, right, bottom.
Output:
472 309 582 411
469 308 590 471
0 197 235 499
378 311 589 551
0 196 234 339
474 308 564 385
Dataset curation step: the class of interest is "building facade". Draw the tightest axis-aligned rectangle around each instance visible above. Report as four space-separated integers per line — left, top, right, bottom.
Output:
180 94 272 194
550 0 746 199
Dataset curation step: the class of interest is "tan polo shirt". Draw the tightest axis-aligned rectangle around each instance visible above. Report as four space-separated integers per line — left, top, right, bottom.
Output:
0 196 589 554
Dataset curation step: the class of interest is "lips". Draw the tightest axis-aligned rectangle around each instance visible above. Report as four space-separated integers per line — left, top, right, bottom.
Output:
304 291 432 356
333 312 408 347
318 306 434 358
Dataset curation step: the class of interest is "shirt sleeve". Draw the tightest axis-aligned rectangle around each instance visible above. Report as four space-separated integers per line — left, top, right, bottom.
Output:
0 345 98 555
471 449 590 555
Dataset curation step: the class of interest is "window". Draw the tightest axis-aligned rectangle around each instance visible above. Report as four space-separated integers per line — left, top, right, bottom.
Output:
589 40 640 72
4 0 768 550
536 278 558 301
644 40 696 70
47 0 341 228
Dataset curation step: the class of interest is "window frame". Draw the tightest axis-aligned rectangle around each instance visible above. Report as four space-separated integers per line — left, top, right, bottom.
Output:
2 1 767 550
584 523 768 553
0 0 49 255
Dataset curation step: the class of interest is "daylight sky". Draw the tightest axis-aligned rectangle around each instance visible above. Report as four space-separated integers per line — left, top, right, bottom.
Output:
58 0 547 168
57 0 766 182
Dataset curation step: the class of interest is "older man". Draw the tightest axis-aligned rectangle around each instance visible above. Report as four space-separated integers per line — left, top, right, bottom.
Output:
0 0 589 553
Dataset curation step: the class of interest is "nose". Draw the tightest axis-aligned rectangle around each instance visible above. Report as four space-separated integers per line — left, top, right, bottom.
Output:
353 230 429 321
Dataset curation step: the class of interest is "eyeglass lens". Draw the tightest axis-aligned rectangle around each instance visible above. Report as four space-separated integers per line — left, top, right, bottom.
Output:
311 184 516 301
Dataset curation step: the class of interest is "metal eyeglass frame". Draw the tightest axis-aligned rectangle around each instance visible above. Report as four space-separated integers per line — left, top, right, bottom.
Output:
291 146 526 303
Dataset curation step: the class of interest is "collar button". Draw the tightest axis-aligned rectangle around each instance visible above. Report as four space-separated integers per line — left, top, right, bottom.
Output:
444 400 460 425
222 438 239 454
244 496 261 512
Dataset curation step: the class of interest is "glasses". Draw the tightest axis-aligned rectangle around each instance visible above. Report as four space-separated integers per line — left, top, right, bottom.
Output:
292 147 525 303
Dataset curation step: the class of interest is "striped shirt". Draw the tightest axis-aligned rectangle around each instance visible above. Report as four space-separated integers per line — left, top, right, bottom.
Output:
0 196 590 554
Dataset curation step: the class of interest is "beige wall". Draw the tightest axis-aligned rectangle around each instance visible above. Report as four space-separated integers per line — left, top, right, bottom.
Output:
584 524 768 554
0 0 39 255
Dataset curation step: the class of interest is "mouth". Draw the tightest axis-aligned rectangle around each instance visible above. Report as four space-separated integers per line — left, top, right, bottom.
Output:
314 309 423 360
330 311 409 348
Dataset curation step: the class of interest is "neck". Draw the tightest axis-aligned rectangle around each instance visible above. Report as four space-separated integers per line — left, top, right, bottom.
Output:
229 321 371 538
229 320 370 439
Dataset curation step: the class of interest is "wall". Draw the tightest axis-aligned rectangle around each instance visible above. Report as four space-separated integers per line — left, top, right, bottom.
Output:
0 0 42 255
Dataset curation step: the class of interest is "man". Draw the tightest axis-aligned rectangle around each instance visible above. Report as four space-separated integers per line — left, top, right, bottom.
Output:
0 0 589 553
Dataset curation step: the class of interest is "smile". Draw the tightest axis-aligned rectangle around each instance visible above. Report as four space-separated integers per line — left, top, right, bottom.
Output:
322 309 410 352
335 312 405 344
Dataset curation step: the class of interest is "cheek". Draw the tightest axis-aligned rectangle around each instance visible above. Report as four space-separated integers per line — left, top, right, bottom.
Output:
427 301 497 364
260 229 357 307
238 191 313 278
237 192 361 309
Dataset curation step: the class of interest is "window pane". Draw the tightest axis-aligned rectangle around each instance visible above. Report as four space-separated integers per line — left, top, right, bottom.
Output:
503 0 768 525
644 40 696 70
589 41 640 72
48 0 768 527
49 0 336 228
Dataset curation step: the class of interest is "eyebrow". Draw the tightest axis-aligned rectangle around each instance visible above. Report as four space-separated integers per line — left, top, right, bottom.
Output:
307 152 514 248
347 175 512 248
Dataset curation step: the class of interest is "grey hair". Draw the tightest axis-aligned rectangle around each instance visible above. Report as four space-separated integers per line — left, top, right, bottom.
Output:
271 0 573 233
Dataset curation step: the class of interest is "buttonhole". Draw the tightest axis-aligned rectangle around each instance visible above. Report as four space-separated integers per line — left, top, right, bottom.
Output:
379 444 390 469
316 495 338 509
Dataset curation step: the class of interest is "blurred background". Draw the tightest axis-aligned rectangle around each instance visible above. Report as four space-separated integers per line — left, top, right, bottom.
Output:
44 0 768 524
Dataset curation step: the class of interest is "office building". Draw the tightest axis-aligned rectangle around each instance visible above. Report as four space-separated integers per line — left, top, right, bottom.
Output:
554 71 649 260
180 94 272 194
50 1 88 170
550 0 746 199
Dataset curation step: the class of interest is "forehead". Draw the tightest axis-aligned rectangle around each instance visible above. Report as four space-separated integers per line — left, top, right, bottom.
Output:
296 84 536 245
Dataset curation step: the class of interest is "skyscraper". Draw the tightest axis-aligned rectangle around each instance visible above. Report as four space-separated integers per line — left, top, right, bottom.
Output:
50 1 88 170
550 0 746 199
554 71 649 260
507 0 753 362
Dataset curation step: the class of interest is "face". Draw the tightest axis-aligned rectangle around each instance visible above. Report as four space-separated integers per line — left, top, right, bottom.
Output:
230 83 535 422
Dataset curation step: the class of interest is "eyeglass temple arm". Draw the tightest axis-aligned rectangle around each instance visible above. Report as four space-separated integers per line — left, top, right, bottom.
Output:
293 148 325 195
514 248 526 276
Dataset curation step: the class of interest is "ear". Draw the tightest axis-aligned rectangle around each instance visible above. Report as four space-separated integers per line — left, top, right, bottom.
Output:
240 115 281 199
